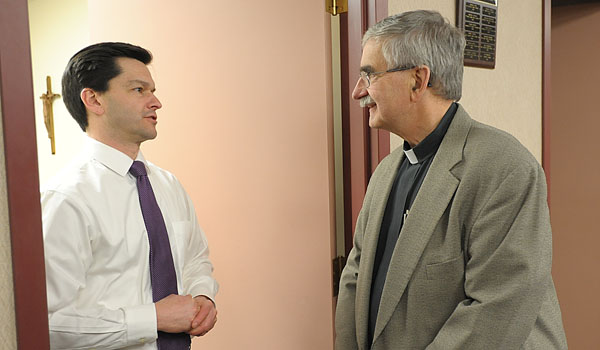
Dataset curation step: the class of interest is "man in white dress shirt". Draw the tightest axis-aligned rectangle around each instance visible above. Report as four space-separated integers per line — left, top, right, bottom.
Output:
41 42 218 349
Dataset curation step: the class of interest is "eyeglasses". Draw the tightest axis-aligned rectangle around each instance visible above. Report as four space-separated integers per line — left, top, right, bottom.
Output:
359 66 415 88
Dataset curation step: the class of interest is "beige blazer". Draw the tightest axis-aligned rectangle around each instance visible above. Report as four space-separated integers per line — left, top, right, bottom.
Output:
335 106 567 350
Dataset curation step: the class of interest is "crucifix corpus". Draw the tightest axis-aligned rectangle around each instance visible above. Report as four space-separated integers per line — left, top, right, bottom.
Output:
40 75 60 154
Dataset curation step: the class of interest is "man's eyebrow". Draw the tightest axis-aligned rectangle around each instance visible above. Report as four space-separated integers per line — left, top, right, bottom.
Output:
360 65 374 73
127 79 155 91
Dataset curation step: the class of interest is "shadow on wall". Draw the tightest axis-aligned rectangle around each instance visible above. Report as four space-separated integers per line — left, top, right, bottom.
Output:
552 2 600 26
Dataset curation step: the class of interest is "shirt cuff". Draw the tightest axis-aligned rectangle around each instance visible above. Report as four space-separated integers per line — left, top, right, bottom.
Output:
187 280 218 303
194 294 216 307
122 303 157 346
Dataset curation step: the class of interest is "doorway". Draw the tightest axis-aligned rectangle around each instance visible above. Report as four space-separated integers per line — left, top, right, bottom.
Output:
549 2 600 348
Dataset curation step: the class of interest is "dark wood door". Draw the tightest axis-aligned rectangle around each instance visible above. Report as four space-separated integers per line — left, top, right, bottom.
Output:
339 0 389 256
0 0 50 348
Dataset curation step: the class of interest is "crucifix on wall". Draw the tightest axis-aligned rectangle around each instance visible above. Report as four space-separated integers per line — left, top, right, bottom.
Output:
40 75 60 154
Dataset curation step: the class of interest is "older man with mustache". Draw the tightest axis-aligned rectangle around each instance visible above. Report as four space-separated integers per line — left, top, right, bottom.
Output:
334 10 567 350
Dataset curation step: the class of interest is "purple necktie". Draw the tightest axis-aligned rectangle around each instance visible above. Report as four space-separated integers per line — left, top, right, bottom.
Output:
129 161 191 350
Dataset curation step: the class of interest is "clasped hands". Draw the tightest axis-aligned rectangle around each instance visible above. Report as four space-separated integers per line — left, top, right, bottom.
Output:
155 294 217 337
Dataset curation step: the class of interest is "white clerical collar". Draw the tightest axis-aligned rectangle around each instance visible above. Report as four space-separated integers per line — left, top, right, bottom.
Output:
403 148 418 165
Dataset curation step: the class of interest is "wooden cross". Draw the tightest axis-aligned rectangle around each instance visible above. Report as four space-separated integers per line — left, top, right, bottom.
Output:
40 75 60 154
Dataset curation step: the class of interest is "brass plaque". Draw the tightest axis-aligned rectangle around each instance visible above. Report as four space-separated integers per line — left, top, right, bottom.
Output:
457 0 498 69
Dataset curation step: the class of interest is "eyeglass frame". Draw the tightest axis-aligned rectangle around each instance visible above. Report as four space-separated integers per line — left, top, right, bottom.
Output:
358 65 432 88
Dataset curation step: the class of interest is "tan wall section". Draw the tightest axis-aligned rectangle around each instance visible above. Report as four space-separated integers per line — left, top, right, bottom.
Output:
388 1 543 162
88 1 335 349
551 4 600 348
0 91 17 349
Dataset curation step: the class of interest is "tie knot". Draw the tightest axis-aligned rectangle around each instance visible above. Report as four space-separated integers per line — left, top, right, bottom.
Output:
129 161 147 177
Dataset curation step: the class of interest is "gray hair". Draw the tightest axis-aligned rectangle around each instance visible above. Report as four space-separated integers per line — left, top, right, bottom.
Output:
363 10 465 101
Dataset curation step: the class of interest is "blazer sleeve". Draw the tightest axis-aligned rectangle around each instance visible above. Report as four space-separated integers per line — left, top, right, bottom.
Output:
334 225 361 350
426 162 554 349
335 174 378 350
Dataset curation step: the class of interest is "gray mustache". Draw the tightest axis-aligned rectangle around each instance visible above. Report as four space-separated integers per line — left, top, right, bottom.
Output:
360 95 374 108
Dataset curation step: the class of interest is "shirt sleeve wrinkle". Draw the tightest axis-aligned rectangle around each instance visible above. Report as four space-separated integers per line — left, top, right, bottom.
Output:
180 189 218 299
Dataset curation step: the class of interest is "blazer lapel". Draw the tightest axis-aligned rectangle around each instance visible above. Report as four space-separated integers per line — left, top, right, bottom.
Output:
354 148 404 349
372 106 473 343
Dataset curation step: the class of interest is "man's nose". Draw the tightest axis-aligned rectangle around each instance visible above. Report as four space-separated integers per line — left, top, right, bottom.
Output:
352 78 367 100
150 94 162 110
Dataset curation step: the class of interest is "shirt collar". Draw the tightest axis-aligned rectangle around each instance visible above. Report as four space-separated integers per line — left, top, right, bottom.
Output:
403 102 458 164
84 136 149 177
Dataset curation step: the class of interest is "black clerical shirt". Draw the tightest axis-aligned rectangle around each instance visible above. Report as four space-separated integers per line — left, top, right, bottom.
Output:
368 102 458 345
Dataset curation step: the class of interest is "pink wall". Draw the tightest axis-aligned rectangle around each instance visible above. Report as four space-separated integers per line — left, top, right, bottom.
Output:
88 1 336 349
551 4 600 349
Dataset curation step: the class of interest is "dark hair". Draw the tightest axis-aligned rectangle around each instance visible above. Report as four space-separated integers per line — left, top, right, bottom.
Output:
61 42 152 131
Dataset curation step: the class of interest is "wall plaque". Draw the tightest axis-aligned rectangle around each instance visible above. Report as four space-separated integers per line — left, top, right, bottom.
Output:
458 0 498 68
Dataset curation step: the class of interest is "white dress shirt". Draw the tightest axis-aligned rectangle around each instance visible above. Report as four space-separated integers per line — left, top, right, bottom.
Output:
41 136 218 349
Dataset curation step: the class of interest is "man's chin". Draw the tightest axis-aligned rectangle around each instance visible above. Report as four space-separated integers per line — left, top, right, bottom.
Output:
140 131 158 142
368 114 381 129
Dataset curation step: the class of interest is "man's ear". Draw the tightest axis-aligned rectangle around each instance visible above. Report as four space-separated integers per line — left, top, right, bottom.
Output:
80 88 104 116
410 65 431 101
